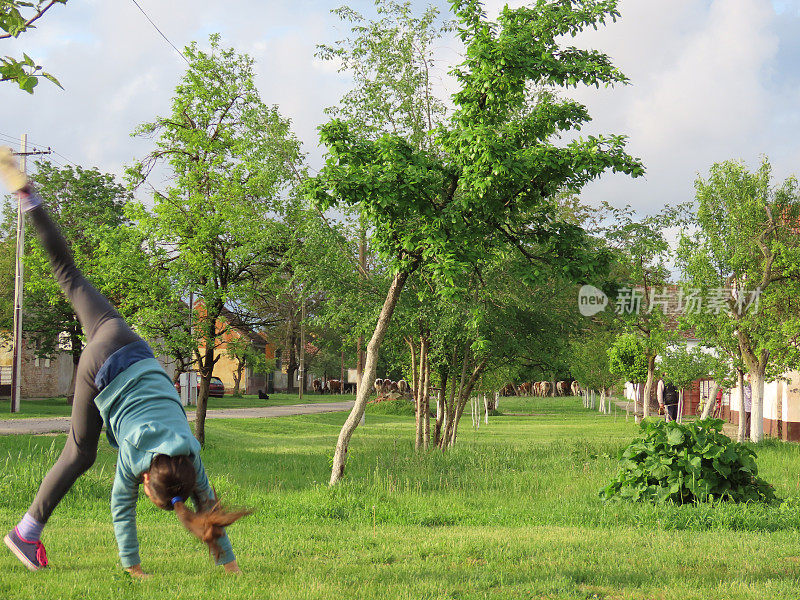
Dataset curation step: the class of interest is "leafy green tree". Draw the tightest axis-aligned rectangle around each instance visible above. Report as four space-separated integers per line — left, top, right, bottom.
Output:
659 344 718 422
600 204 682 417
673 284 744 425
608 332 648 417
1 0 66 92
313 0 453 402
126 34 301 445
316 0 449 150
95 220 198 383
307 0 644 484
224 334 269 396
569 329 618 412
678 157 800 442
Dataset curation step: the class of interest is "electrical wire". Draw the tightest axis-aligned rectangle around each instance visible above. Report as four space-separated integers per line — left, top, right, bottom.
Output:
128 0 191 66
0 131 80 170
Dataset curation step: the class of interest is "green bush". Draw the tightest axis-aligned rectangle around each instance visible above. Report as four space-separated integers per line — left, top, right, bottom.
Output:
600 418 775 504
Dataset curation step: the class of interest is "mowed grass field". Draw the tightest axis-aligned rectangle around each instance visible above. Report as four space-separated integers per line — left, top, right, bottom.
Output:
4 396 800 599
0 392 353 420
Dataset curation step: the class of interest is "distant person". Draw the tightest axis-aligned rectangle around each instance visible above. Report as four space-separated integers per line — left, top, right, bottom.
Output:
657 375 679 421
0 148 249 577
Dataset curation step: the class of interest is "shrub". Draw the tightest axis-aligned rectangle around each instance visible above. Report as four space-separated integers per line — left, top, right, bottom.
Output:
366 398 416 416
600 418 775 504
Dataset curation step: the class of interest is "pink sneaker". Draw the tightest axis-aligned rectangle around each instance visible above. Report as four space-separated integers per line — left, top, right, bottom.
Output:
4 527 48 571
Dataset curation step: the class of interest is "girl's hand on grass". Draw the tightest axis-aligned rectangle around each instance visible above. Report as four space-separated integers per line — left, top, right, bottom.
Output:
125 564 152 579
223 560 241 574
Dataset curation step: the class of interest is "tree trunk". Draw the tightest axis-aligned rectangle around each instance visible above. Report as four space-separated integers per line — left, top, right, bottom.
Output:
407 337 417 400
700 381 720 420
736 369 746 443
415 336 424 451
635 383 642 423
443 343 469 447
738 334 768 442
446 356 488 448
750 365 766 443
232 360 245 396
194 338 215 447
642 353 656 418
357 335 365 385
434 370 447 448
329 270 409 485
440 345 458 448
422 337 431 450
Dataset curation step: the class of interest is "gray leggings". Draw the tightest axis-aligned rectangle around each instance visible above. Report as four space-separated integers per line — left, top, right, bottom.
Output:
26 202 140 523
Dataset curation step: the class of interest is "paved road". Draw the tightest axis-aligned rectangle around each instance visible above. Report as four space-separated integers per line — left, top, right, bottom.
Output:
0 401 355 435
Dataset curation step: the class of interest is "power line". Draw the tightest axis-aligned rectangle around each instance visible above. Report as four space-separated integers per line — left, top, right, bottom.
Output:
128 0 191 66
0 132 79 167
52 151 79 167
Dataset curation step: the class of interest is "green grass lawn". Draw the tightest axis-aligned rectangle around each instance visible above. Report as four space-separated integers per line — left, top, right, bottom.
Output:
3 396 800 599
0 392 353 420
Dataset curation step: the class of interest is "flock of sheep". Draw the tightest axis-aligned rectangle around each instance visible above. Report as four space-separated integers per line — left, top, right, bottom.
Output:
500 381 581 397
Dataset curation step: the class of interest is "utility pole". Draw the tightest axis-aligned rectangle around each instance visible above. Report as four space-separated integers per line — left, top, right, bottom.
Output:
10 136 51 413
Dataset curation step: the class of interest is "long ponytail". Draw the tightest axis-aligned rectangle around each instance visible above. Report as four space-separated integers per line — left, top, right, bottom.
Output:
173 497 251 561
147 454 251 561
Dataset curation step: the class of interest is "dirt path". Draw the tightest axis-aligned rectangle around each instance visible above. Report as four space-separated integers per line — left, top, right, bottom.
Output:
0 401 355 435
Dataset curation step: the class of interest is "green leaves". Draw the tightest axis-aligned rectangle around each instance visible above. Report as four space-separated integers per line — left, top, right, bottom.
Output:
679 157 800 407
125 35 302 441
18 160 130 359
607 333 648 383
600 418 775 505
666 427 684 446
660 344 719 389
1 0 67 93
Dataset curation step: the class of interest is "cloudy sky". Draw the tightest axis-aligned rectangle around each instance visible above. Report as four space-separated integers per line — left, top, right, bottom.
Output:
2 0 800 215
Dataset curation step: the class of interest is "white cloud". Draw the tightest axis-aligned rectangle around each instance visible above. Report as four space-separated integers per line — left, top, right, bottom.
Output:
0 0 798 217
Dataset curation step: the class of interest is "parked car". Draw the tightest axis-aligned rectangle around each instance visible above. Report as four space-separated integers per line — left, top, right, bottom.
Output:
174 375 226 398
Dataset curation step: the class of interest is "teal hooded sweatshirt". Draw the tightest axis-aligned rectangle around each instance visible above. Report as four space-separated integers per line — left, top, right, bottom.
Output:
93 356 234 568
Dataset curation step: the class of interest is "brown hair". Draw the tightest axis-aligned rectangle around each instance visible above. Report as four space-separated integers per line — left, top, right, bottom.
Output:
147 454 251 561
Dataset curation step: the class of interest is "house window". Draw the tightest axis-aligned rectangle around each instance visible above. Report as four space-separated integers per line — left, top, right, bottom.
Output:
274 349 282 371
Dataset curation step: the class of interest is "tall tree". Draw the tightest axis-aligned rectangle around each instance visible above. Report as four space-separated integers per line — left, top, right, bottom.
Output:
127 34 301 445
569 329 619 411
677 157 800 441
307 0 644 484
600 204 680 418
607 332 648 415
1 0 66 92
659 343 718 423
